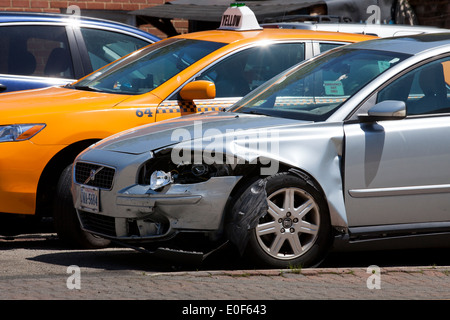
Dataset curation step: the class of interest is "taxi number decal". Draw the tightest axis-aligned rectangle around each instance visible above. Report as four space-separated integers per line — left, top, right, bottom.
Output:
136 108 153 117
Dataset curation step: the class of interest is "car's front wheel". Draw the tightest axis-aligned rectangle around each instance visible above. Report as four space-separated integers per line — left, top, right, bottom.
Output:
243 172 332 268
53 164 111 249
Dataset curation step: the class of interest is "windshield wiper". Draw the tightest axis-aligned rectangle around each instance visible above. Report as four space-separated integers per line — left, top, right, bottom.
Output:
240 110 271 116
71 85 102 92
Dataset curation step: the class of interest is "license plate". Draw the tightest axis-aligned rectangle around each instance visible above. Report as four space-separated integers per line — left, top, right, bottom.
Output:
80 186 99 213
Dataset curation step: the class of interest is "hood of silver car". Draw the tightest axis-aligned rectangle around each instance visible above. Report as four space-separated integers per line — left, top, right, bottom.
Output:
95 112 306 154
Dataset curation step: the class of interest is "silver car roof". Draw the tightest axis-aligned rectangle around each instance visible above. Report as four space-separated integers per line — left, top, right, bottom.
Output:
340 33 450 55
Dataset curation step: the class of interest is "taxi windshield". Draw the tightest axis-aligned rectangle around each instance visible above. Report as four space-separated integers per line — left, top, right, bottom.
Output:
230 48 410 121
72 38 226 95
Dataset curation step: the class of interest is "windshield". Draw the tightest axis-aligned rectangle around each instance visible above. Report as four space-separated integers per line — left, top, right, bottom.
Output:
72 38 226 95
230 48 410 121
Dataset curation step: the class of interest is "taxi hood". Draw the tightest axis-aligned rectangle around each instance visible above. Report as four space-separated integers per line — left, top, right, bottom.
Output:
94 112 305 155
0 86 130 121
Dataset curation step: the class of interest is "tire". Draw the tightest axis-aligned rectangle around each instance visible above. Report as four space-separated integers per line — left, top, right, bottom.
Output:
243 172 332 268
53 164 111 249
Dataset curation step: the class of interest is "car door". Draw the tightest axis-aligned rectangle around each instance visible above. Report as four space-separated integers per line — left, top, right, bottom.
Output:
343 56 450 227
0 24 76 93
155 42 307 121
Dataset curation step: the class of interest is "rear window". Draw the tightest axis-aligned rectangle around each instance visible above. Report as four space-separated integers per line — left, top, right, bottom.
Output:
0 25 74 79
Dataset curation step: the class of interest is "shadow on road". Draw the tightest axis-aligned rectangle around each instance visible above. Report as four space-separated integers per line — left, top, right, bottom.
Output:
0 232 247 272
32 245 248 273
2 218 450 273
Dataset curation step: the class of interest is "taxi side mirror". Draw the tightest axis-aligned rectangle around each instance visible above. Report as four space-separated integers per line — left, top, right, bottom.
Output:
179 80 216 100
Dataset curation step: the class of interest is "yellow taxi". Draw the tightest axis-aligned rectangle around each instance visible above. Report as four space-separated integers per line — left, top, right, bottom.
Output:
0 4 375 248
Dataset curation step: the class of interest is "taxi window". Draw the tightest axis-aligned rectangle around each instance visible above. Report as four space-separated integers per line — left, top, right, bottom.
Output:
319 42 343 53
0 25 74 79
195 42 305 98
73 38 225 94
231 49 409 121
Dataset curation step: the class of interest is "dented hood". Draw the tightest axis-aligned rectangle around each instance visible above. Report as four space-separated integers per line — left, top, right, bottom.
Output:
94 112 305 154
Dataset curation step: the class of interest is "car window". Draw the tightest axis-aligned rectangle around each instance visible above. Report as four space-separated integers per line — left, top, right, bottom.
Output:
377 56 450 116
73 38 226 94
319 42 342 53
195 43 305 98
231 48 409 121
0 25 74 79
80 28 151 71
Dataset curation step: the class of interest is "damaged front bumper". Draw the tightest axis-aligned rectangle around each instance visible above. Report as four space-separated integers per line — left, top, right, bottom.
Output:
73 174 242 243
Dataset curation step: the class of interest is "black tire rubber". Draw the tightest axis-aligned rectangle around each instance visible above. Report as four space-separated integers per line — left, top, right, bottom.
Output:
53 164 111 249
239 172 332 268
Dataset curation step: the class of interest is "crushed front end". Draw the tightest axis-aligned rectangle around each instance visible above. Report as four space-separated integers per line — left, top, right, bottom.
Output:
72 147 242 251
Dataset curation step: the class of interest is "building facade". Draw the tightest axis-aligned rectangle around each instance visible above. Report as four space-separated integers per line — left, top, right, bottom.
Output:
0 0 188 38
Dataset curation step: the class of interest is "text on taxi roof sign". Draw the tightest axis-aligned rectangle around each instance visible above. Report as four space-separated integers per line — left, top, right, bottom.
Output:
218 4 262 31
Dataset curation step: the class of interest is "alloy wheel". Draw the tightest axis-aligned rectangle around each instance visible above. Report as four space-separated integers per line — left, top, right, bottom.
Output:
255 187 320 260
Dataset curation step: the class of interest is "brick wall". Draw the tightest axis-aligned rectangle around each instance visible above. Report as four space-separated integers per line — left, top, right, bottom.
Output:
0 0 189 38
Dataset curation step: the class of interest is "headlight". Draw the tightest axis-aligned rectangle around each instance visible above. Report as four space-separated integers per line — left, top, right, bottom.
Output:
149 170 173 190
0 124 46 143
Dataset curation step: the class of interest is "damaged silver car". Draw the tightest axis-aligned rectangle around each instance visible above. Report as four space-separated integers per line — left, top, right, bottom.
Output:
72 33 450 268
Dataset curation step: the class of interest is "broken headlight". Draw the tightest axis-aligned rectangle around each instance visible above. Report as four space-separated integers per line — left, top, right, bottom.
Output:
141 152 232 190
149 170 174 190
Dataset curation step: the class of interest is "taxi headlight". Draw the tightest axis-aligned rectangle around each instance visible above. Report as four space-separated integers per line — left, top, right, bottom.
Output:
0 124 46 142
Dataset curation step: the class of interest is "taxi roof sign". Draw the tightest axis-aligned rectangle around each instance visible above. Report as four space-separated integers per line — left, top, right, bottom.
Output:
218 3 262 31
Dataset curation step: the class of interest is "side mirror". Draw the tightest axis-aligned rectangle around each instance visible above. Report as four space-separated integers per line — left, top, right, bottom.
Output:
358 100 406 122
0 84 6 93
179 80 216 100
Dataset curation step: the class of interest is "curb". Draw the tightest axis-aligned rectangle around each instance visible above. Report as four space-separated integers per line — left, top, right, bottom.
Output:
145 265 450 278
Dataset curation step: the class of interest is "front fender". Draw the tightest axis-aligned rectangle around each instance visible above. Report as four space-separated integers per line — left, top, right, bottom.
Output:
171 122 348 228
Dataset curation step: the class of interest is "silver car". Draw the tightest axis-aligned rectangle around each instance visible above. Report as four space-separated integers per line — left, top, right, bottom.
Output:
72 33 450 268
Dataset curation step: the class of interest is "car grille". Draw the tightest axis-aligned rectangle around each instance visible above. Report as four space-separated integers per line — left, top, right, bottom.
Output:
78 211 116 237
74 162 115 190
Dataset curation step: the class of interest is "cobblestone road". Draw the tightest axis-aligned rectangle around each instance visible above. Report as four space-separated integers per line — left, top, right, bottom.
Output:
2 266 447 300
1 234 449 304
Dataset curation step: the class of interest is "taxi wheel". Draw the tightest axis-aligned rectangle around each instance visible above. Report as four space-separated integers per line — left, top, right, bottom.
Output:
53 164 111 249
244 172 332 268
